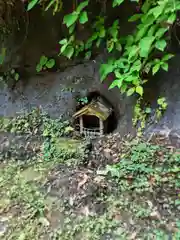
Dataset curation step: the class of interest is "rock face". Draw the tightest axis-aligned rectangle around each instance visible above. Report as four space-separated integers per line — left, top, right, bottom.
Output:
0 55 135 137
145 53 180 146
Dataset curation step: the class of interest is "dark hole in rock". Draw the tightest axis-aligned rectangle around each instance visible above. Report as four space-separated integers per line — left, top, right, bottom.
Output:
74 91 118 135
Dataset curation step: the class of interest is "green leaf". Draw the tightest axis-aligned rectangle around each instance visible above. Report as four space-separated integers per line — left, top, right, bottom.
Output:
99 28 106 38
150 6 164 19
115 70 121 78
85 51 91 60
139 36 155 58
145 107 151 114
128 45 139 61
162 54 174 61
121 83 127 94
107 40 114 53
60 43 68 53
63 46 74 59
125 75 135 82
15 73 19 81
96 38 102 47
59 39 68 45
157 97 166 105
40 55 48 66
161 63 168 72
27 0 39 11
135 25 149 42
76 0 89 13
112 0 124 7
136 86 143 96
142 1 151 13
167 13 176 24
155 39 167 51
127 87 135 96
152 64 160 75
128 14 142 22
69 24 76 34
46 59 55 68
109 79 123 89
115 42 122 51
63 13 78 27
100 62 114 81
79 11 88 24
155 28 168 38
147 25 157 37
36 64 42 72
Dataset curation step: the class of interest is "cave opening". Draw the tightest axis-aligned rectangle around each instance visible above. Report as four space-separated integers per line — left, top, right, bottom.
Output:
74 91 118 136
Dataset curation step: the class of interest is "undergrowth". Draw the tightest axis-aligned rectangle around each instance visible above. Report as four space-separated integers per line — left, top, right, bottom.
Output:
0 124 180 239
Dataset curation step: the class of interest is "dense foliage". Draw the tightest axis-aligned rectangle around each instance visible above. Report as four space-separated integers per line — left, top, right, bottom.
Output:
27 0 180 99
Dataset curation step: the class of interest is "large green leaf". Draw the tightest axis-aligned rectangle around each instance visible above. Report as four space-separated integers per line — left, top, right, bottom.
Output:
155 39 167 51
139 36 155 58
27 0 39 11
79 11 88 24
63 13 78 27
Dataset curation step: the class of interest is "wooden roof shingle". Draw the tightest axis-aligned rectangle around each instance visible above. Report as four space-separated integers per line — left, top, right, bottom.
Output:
73 97 112 121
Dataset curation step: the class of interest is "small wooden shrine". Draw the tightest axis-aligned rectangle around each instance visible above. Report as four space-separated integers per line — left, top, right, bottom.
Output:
73 96 112 138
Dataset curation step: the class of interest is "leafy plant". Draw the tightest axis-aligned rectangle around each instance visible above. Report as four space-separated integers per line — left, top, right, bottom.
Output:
36 55 55 72
57 0 179 100
77 96 88 105
155 96 168 120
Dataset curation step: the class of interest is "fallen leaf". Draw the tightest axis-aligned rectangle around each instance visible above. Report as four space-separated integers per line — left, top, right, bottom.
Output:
39 217 50 226
77 174 89 190
80 206 90 216
150 210 161 220
129 231 138 240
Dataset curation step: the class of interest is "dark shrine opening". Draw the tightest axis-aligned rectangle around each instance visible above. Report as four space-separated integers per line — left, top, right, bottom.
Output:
74 91 118 136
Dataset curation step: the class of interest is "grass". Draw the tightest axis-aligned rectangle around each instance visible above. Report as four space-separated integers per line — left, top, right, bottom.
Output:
0 111 180 239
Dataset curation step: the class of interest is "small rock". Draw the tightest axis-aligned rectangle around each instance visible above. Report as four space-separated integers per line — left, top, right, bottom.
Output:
169 129 180 148
103 148 111 159
112 153 118 158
